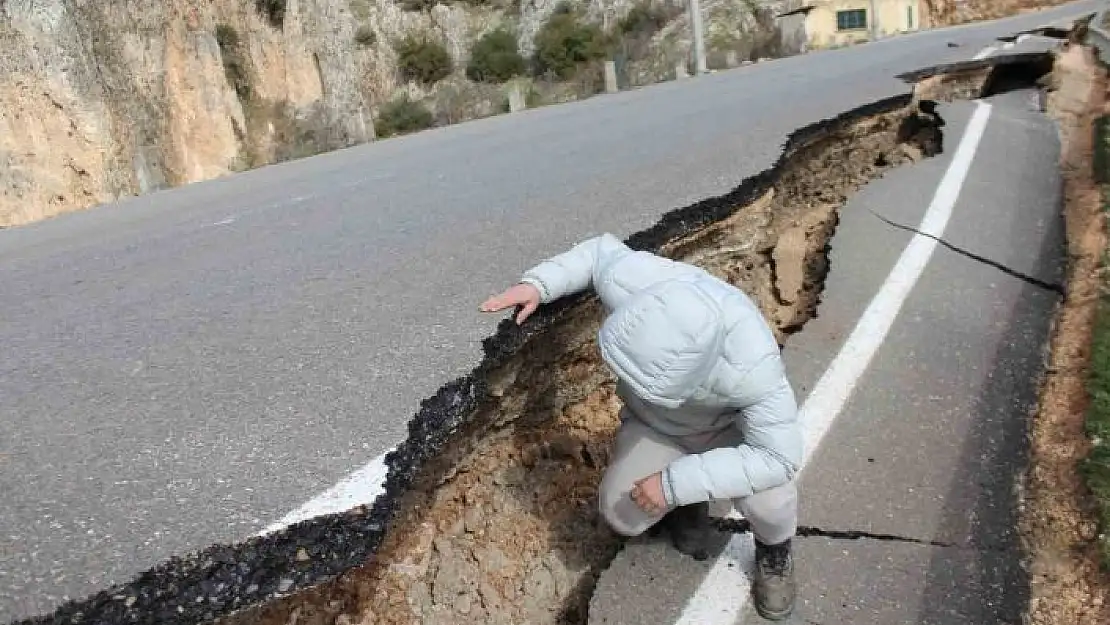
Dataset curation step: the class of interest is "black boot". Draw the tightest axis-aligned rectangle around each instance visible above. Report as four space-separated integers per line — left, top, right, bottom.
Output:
659 502 712 560
753 538 796 620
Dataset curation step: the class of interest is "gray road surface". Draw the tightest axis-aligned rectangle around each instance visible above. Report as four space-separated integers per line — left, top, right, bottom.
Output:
589 85 1065 623
0 2 1097 620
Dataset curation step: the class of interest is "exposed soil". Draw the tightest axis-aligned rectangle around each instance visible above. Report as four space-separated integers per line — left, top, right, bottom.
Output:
212 97 946 625
1019 42 1110 625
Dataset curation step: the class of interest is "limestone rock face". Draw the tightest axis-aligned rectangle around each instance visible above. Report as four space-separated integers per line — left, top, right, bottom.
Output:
0 0 371 227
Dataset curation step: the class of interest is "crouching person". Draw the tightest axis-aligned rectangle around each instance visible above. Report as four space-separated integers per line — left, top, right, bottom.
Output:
480 233 804 620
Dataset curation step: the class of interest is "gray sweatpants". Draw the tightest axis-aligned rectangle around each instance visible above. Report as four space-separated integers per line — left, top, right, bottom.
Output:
598 407 798 545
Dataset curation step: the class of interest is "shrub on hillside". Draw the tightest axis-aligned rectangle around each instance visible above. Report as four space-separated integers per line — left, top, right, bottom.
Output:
466 27 526 83
461 0 522 8
215 23 240 49
395 35 454 85
399 0 439 11
375 95 434 137
614 0 682 61
255 0 287 28
215 24 252 102
355 25 377 47
617 1 672 36
532 2 611 80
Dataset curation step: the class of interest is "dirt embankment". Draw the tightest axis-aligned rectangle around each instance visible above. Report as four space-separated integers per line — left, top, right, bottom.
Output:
1019 42 1110 625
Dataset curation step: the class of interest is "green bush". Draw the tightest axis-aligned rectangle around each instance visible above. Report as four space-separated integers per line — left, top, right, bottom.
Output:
395 35 454 85
255 0 286 28
215 24 252 102
466 27 526 83
1084 293 1110 569
215 23 240 49
458 0 521 8
375 95 434 137
399 0 439 11
355 25 377 47
532 2 611 80
617 1 671 37
1094 114 1110 185
613 0 681 62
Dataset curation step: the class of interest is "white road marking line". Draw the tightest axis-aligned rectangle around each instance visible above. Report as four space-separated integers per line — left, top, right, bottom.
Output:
255 446 395 537
672 100 994 625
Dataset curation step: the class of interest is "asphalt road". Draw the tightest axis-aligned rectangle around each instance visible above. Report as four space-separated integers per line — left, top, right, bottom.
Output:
0 2 1098 620
589 76 1066 624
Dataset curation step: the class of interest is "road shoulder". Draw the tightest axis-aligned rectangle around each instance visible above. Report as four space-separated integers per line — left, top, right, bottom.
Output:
1019 42 1110 625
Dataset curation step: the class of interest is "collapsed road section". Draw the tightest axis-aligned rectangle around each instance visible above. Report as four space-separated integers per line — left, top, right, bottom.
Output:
9 50 1063 625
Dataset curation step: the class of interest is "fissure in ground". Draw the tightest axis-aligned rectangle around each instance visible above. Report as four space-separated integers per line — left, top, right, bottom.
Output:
219 94 952 625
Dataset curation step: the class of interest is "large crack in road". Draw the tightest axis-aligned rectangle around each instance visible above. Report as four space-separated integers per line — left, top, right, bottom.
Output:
11 48 1062 625
225 94 948 625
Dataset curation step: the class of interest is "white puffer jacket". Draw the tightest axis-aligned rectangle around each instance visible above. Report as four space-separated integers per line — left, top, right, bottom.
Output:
520 233 803 507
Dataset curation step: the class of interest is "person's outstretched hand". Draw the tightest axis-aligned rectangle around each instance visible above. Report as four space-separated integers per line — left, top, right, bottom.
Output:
480 283 541 324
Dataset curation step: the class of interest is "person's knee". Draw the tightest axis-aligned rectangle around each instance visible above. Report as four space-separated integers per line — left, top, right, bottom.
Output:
750 486 796 518
738 481 798 543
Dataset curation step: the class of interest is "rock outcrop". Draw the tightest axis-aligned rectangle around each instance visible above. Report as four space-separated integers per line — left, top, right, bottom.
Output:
1 0 371 227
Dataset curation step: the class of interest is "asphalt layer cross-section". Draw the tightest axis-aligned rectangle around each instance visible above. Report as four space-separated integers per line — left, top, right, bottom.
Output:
588 87 1066 623
0 1 1096 621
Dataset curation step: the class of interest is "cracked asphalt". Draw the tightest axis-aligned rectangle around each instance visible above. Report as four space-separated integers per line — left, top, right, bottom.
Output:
590 85 1066 623
0 1 1097 621
786 88 1062 625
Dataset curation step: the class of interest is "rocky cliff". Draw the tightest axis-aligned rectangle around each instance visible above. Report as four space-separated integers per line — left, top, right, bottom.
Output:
1 0 371 228
0 0 789 229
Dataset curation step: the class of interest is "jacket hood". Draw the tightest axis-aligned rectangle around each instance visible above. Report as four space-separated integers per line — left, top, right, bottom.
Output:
598 278 725 409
